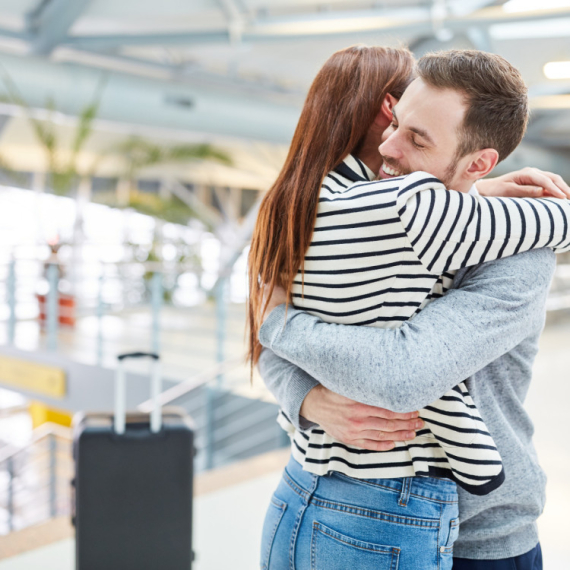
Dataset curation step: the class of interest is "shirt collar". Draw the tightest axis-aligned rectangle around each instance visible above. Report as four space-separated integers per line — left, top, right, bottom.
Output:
334 155 375 183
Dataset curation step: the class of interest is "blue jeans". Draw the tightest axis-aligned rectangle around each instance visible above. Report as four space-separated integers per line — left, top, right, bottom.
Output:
453 543 542 570
261 455 459 570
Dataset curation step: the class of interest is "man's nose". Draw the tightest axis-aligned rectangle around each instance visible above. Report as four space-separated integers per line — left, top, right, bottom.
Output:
379 130 402 160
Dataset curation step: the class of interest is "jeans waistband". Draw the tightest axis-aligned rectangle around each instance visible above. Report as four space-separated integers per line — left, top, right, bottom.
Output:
285 455 458 504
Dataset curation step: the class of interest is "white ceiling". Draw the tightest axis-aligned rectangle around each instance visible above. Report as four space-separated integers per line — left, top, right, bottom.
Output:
0 0 569 184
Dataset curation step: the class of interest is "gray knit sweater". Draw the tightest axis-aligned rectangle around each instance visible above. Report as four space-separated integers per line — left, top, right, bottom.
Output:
258 247 555 559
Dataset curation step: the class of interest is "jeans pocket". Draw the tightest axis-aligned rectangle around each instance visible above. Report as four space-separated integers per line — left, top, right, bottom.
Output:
260 495 287 570
440 517 460 554
310 521 400 570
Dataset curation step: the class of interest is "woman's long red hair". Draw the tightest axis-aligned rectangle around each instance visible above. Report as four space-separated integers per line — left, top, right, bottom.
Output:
247 45 415 366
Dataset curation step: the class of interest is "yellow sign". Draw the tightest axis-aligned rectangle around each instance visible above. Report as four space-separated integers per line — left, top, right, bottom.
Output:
0 356 66 398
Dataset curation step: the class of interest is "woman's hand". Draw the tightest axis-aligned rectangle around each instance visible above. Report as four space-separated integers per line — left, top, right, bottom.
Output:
477 167 570 199
262 284 288 322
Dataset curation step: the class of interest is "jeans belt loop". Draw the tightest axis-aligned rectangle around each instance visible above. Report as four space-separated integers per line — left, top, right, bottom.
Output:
398 477 412 507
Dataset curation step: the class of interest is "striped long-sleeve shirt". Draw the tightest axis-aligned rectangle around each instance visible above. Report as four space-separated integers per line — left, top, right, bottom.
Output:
278 154 570 495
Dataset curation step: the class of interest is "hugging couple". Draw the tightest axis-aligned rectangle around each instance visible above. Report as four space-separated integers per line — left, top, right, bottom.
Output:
248 46 570 570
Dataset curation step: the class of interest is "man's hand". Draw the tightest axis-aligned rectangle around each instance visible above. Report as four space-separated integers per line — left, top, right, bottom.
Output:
262 284 288 322
477 167 570 199
300 385 424 451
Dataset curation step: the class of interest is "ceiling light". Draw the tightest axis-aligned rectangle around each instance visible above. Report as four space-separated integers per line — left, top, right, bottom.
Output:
544 61 570 79
503 0 570 12
490 17 570 39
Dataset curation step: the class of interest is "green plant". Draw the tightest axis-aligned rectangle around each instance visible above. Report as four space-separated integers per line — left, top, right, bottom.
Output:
129 238 203 304
110 137 232 228
114 138 231 185
125 192 199 226
0 68 107 196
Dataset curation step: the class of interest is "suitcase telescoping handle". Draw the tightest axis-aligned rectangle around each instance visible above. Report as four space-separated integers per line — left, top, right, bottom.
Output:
114 352 161 435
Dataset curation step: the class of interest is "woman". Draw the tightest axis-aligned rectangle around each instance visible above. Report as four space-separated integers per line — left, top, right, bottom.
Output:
248 45 569 569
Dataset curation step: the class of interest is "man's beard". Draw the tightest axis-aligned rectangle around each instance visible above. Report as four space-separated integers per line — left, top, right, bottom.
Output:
440 161 457 188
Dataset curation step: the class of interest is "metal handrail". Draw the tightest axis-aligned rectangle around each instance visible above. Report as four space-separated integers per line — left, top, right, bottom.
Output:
137 356 243 412
0 423 71 465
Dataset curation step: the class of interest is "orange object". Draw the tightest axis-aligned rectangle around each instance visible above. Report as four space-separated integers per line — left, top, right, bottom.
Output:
37 294 76 327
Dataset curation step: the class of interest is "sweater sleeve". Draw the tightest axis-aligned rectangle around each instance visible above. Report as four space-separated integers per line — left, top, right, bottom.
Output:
398 172 570 274
257 347 319 431
259 248 555 413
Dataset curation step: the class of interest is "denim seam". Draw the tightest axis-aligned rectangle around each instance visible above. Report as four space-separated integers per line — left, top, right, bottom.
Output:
289 473 319 570
398 477 411 507
312 521 401 554
437 503 442 570
262 500 287 570
283 470 311 502
310 497 440 528
331 473 458 504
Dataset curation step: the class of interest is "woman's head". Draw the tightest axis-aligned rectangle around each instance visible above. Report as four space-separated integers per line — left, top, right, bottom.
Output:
301 45 416 164
247 45 416 365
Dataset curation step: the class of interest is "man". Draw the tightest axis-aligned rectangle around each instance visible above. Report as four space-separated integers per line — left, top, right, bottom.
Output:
257 50 569 569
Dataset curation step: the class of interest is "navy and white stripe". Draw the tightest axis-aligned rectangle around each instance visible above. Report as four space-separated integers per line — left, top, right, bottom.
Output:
279 155 570 495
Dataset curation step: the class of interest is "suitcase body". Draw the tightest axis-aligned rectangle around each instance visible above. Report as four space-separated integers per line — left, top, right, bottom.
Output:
72 353 194 570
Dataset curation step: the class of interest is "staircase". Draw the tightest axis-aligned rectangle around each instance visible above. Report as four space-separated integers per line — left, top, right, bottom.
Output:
0 385 287 536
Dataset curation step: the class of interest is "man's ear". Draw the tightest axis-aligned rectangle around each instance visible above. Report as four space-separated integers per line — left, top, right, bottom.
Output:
374 93 398 128
465 148 499 180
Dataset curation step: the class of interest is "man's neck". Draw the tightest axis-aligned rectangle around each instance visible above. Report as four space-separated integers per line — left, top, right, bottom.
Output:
454 181 474 193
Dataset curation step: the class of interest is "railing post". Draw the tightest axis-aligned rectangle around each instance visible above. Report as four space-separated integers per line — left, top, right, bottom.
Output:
205 278 227 470
151 271 162 355
97 272 104 366
204 384 216 470
215 278 227 388
7 258 16 345
48 434 57 519
46 264 59 351
7 456 14 532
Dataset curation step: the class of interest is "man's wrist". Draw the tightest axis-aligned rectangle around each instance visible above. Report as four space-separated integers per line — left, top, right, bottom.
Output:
299 384 323 425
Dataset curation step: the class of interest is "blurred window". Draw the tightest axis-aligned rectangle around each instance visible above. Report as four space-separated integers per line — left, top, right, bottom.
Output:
92 177 118 194
241 189 259 217
0 170 33 189
137 179 160 194
211 186 230 213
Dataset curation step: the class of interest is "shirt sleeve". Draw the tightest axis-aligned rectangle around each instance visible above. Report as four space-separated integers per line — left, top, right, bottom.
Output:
398 172 570 274
259 248 555 413
257 348 319 431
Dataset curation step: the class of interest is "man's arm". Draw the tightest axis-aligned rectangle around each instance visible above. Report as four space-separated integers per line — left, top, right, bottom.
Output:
258 347 319 431
258 348 422 450
259 248 555 413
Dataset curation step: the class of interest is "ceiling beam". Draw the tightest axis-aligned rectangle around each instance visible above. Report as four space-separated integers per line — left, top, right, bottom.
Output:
51 47 304 103
216 0 247 43
27 0 92 55
56 5 570 49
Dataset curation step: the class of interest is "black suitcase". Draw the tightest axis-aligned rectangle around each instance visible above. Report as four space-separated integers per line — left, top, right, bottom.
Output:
72 352 194 570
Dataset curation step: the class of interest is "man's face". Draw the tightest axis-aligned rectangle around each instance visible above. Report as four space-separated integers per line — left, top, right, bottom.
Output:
378 78 469 191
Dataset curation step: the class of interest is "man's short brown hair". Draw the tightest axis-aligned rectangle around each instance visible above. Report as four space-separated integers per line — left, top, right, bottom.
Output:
417 49 529 163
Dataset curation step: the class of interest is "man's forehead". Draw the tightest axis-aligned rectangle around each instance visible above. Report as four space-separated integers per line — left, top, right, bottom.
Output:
394 79 467 141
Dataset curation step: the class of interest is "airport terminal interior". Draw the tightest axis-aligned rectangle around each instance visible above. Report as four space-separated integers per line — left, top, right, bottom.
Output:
0 0 569 568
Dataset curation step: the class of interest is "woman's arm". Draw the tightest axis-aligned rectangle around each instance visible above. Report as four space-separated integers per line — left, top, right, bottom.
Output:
398 172 570 274
259 248 555 412
476 167 570 199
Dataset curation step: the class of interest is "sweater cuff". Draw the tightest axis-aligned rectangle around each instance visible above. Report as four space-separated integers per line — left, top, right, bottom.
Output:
286 368 319 431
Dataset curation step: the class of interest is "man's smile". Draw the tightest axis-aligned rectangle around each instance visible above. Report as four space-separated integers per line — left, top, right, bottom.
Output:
379 159 406 179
